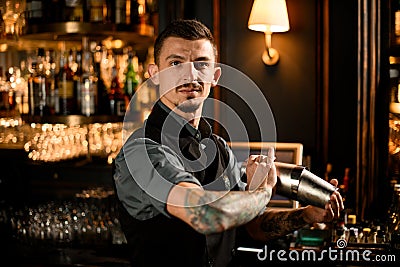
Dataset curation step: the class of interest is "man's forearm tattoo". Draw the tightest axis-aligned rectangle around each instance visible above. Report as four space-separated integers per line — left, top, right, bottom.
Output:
259 208 308 240
184 188 272 235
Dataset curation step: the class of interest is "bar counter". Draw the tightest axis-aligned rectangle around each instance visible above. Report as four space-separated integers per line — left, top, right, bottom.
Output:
0 242 131 267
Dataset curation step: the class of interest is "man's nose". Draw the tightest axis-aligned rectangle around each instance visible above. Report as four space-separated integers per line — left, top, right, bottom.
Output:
184 62 199 82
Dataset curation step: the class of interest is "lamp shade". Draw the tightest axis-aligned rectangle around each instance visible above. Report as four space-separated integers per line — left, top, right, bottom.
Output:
248 0 290 33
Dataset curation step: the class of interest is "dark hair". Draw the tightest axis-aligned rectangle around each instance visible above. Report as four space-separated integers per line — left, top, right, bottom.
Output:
154 19 217 65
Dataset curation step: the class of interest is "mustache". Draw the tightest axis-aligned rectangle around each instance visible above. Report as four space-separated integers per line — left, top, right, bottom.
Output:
176 81 203 90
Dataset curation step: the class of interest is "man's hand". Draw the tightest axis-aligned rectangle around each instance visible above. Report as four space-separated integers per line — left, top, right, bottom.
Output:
302 179 345 223
245 148 277 192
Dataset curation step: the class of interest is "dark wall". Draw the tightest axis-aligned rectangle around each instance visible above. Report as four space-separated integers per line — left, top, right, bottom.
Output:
327 0 358 181
219 0 318 159
158 0 214 32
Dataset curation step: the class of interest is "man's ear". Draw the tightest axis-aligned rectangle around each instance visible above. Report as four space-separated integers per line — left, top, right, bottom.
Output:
148 64 159 85
211 66 221 87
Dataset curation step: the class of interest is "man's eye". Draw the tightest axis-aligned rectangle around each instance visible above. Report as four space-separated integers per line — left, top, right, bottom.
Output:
194 61 210 69
170 61 181 66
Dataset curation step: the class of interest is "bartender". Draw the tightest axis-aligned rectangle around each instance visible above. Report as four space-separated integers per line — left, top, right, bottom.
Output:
113 19 344 267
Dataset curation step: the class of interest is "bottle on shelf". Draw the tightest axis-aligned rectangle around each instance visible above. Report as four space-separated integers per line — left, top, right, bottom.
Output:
18 60 30 114
74 48 83 113
342 168 350 193
348 227 358 244
115 0 127 24
124 50 140 112
130 0 140 25
324 163 333 181
57 46 76 115
334 220 347 242
25 0 44 24
94 43 110 115
139 0 152 25
109 66 125 116
85 0 105 23
104 0 115 24
80 37 97 117
394 0 400 45
45 49 57 115
0 9 4 39
137 62 155 121
64 0 84 22
28 48 50 116
147 0 158 31
389 61 400 114
390 68 400 114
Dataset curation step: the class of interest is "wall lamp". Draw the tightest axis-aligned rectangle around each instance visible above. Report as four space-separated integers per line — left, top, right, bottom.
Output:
248 0 290 65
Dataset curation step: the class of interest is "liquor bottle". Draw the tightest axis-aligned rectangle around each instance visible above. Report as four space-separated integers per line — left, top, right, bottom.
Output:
26 0 44 24
115 0 127 24
347 227 357 244
390 63 399 108
124 52 140 111
390 60 400 114
17 60 30 114
147 0 158 28
93 43 110 115
28 48 50 116
324 163 333 181
45 49 57 115
124 53 139 99
80 37 97 116
86 0 104 23
130 0 140 25
139 0 151 25
109 66 125 116
395 0 400 45
0 10 5 39
64 0 84 22
74 49 83 113
342 167 350 194
57 49 76 115
104 0 115 24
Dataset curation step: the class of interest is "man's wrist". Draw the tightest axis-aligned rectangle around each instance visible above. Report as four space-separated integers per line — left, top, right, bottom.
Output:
255 186 273 196
255 187 272 216
301 206 315 224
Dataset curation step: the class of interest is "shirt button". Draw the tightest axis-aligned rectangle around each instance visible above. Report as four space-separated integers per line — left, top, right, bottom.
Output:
231 248 236 256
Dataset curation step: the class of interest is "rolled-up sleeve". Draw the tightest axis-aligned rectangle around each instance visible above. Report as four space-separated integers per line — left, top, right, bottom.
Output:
114 138 201 220
215 136 247 192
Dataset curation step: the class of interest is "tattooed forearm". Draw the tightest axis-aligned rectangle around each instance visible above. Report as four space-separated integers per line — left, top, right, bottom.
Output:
184 188 272 235
262 208 308 240
246 207 309 242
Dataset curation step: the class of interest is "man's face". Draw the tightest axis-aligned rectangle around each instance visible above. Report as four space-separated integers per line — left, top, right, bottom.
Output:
149 37 221 116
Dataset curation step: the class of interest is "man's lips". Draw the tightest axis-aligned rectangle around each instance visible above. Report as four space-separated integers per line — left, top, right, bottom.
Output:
177 85 203 95
177 89 202 98
178 88 202 93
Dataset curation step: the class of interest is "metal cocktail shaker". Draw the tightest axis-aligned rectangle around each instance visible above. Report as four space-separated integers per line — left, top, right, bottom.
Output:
275 162 337 208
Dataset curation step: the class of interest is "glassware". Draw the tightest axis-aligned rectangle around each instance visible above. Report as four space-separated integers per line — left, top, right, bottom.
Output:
8 187 127 246
1 0 26 39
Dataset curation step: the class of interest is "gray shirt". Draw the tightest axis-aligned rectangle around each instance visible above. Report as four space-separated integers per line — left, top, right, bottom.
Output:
113 102 246 221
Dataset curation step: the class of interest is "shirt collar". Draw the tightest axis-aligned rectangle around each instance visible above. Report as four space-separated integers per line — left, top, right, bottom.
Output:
152 101 212 141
